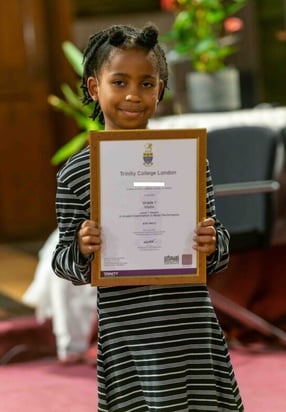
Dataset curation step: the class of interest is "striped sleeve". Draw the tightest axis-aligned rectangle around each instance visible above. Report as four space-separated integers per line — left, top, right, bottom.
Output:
51 147 92 285
206 159 230 275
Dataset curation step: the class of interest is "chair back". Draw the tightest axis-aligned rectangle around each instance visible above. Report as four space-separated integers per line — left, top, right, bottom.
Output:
207 126 282 251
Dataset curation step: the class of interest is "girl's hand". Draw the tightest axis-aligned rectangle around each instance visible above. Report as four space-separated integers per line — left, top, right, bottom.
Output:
192 217 216 256
77 220 101 259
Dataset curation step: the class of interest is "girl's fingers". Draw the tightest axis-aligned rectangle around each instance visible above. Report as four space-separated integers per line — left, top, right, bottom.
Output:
78 220 101 257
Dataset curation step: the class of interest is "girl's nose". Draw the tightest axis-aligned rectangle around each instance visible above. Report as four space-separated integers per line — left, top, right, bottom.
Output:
125 93 140 102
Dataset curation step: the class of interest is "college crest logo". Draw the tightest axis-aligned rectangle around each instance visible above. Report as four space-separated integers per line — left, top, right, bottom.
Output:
143 143 153 166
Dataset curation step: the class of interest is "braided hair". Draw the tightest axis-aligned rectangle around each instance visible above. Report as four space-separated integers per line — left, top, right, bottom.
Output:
81 23 169 124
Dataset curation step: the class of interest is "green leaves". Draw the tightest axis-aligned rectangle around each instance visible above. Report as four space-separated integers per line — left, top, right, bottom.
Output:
62 41 84 76
51 131 88 165
48 42 103 165
163 0 246 72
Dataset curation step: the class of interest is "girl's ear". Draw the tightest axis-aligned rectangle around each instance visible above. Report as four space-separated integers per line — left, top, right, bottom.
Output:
157 79 165 102
87 76 99 101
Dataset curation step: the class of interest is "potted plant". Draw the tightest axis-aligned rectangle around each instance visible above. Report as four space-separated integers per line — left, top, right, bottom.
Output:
161 0 246 112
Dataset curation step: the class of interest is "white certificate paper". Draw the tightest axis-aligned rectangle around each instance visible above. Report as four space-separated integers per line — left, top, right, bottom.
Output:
90 129 206 286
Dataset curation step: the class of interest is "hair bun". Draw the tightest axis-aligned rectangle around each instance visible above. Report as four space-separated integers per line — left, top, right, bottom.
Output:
136 24 159 49
109 27 127 47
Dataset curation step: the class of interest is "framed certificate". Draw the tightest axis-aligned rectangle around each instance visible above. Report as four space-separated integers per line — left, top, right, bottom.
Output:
89 128 206 286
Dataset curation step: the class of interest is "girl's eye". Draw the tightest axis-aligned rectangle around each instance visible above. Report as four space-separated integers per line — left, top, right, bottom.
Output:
112 80 125 87
142 81 154 88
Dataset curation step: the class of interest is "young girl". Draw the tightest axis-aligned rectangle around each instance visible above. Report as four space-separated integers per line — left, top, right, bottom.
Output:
52 24 244 411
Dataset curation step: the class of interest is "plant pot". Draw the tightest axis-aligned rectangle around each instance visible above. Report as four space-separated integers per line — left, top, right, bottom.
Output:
186 67 241 112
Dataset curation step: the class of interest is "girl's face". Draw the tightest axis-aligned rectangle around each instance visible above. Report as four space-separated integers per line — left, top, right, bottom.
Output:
87 47 164 130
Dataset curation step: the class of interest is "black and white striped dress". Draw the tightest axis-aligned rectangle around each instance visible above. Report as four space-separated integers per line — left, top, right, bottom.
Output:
52 146 244 412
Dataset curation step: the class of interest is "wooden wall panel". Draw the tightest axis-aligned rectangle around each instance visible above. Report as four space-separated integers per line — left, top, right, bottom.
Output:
255 0 286 105
0 0 74 242
71 0 160 16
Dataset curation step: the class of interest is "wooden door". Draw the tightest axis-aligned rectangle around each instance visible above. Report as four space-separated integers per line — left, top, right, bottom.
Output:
0 0 74 241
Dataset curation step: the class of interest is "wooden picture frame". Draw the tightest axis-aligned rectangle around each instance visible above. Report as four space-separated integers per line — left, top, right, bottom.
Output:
89 128 206 286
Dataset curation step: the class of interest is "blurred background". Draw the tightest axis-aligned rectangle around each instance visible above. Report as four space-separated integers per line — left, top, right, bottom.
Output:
1 0 286 244
1 4 286 398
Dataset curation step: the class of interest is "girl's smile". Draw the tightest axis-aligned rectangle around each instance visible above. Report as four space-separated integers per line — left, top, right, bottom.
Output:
119 109 144 119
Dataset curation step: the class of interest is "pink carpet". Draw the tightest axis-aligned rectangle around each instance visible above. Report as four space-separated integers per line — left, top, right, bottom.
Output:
230 347 286 411
0 360 97 412
0 347 286 411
